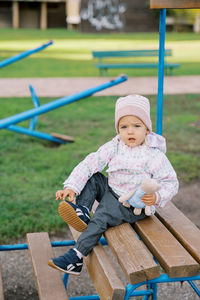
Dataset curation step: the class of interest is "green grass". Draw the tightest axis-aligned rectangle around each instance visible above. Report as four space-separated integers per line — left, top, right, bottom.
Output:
0 28 200 77
0 94 199 243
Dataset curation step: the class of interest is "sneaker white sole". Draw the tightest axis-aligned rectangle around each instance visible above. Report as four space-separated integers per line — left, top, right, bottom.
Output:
48 260 81 276
58 201 87 232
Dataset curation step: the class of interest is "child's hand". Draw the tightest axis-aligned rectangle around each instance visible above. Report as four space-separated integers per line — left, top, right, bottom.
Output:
56 189 75 202
142 193 156 206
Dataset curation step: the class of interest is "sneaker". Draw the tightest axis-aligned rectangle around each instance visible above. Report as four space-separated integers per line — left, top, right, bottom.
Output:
59 200 90 232
48 248 83 275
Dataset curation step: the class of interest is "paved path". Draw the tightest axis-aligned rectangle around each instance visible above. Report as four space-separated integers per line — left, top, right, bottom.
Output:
0 75 200 97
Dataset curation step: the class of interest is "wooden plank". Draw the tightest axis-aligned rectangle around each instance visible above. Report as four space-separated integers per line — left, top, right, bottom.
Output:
150 0 200 9
134 216 200 278
69 226 125 300
104 223 160 284
0 263 4 300
156 202 200 264
27 232 68 300
51 133 74 142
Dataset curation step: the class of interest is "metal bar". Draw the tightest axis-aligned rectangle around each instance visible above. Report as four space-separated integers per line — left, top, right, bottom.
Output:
131 290 153 297
29 84 40 131
0 240 75 251
7 124 67 144
63 273 69 291
100 237 108 245
188 280 200 296
142 294 152 300
51 240 75 247
0 243 28 251
0 75 127 130
124 273 200 299
156 9 166 135
152 283 158 300
0 40 53 69
130 273 200 287
0 238 106 251
125 283 153 300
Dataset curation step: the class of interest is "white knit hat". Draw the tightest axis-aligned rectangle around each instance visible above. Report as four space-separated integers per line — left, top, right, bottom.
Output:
115 94 152 133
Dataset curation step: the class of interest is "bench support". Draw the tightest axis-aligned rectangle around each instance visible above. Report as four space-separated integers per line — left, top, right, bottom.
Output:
124 273 200 300
1 235 200 299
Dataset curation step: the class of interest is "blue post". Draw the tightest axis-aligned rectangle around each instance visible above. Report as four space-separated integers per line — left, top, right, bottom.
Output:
0 40 53 69
29 84 40 131
63 273 69 291
0 75 127 130
156 9 166 136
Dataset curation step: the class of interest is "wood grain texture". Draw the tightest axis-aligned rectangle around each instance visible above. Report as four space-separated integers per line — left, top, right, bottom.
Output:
27 232 68 300
70 226 125 300
134 216 200 278
150 0 200 9
0 263 4 300
105 223 160 284
51 133 75 142
156 202 200 264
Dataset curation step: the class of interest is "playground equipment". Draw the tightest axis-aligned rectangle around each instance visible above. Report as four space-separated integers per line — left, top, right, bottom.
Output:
0 1 200 299
0 40 53 69
0 75 128 144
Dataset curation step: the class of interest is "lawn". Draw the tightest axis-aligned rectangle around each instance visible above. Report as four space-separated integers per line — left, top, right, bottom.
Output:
0 94 200 243
0 28 200 77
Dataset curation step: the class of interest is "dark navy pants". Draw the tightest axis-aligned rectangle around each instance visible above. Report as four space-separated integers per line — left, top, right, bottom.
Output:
75 172 146 256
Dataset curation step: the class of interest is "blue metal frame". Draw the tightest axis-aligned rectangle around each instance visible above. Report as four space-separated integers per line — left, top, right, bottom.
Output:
156 8 166 135
0 237 107 252
29 84 40 131
0 40 53 69
1 238 199 299
124 273 200 300
0 75 127 143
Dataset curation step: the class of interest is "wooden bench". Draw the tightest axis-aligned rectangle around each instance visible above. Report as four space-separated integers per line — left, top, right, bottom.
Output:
92 49 180 76
20 201 200 299
68 201 200 299
26 232 68 300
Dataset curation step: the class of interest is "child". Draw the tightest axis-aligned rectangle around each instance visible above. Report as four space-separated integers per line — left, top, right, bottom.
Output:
48 94 179 275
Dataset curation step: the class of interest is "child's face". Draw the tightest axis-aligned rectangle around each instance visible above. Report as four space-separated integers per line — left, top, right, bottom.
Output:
118 115 149 148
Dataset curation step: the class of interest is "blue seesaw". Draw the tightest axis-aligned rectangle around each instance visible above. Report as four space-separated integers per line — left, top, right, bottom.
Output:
0 40 53 69
0 75 127 144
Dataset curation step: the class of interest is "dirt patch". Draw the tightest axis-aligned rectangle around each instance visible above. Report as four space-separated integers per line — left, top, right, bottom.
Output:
173 181 200 228
0 182 200 300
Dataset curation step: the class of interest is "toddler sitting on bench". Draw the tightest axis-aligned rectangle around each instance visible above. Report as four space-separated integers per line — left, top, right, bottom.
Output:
48 94 179 275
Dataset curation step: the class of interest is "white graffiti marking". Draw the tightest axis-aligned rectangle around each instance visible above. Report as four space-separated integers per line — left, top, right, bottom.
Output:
81 0 126 30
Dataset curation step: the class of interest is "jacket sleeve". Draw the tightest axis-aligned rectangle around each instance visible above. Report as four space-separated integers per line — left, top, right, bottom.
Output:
63 139 116 195
147 149 179 208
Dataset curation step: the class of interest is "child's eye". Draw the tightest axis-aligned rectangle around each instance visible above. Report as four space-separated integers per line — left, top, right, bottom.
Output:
135 124 141 128
120 125 127 129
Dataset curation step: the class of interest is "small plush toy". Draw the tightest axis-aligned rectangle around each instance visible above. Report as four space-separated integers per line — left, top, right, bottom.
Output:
119 178 161 216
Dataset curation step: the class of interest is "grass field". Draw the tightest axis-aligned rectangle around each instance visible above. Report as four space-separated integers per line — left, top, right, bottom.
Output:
0 28 200 77
0 94 200 243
